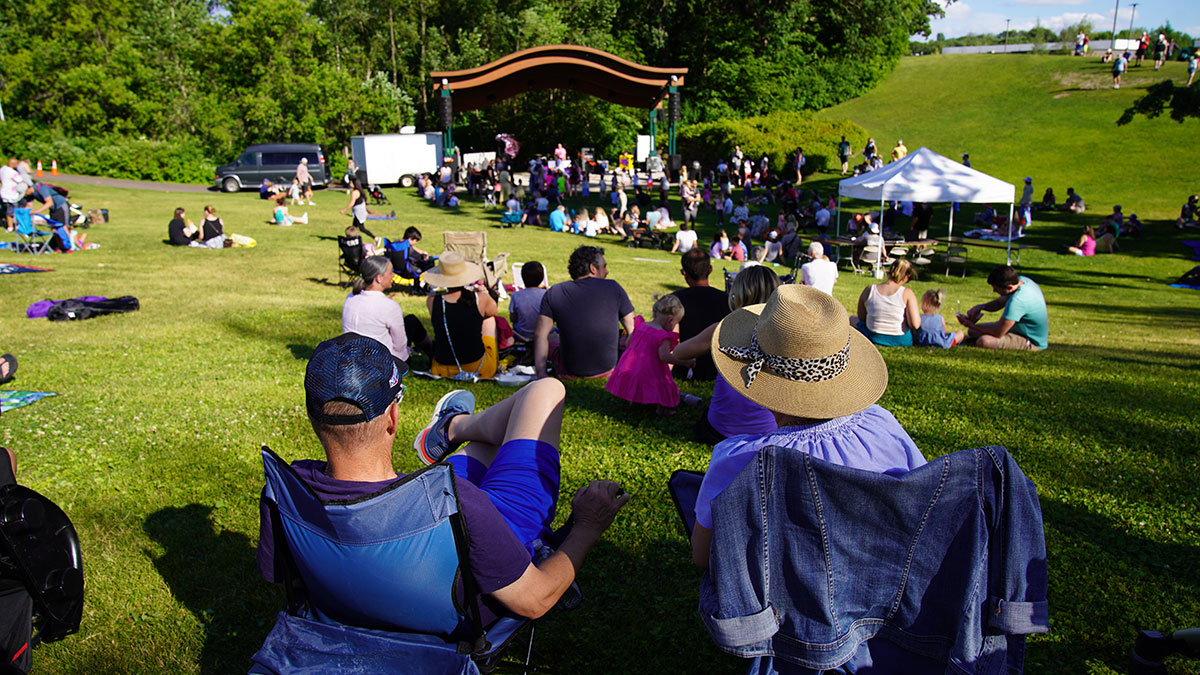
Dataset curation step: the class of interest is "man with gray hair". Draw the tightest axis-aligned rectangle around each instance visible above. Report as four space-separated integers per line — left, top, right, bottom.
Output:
800 241 838 295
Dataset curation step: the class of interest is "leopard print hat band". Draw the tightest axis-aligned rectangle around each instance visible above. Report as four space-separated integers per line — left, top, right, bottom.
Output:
718 327 852 388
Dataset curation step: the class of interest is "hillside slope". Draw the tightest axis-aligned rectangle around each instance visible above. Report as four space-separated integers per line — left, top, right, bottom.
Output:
819 54 1194 220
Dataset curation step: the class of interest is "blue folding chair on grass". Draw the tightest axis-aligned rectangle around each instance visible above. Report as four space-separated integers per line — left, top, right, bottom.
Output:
13 208 57 254
250 447 532 675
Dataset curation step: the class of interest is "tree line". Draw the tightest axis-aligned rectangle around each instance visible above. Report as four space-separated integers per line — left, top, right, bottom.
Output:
0 0 941 181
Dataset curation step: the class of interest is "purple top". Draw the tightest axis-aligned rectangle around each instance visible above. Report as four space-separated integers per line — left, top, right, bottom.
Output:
707 374 777 438
258 460 532 626
914 313 957 349
508 287 546 341
694 405 926 530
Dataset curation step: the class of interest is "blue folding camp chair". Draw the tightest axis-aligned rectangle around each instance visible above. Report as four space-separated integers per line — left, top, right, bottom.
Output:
250 447 530 675
13 208 56 254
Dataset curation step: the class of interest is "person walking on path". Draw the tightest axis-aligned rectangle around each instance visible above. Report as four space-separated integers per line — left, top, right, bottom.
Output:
296 157 316 206
891 140 908 163
838 137 852 176
1112 51 1127 88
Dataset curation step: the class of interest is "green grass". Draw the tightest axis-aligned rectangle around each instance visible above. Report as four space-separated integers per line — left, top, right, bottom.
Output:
2 53 1199 673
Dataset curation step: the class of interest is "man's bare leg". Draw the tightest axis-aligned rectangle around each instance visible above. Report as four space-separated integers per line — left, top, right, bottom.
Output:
447 378 565 468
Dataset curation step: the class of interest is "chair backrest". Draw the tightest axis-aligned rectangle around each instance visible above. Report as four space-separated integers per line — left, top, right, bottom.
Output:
13 208 33 235
338 236 363 270
702 445 1048 672
859 245 882 264
443 231 487 261
946 245 968 257
260 448 470 639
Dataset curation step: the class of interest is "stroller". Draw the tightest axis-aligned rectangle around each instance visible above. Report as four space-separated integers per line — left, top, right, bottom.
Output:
368 184 390 205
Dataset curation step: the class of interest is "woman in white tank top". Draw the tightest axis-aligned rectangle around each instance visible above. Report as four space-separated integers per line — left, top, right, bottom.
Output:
855 259 921 347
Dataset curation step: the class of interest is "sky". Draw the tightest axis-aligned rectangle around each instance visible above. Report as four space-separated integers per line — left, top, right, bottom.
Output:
919 0 1200 41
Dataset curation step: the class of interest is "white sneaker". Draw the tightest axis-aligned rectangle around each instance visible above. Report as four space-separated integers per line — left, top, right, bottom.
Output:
308 201 316 206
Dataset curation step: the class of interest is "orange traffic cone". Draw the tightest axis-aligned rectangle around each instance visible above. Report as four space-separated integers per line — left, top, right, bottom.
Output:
51 159 58 176
36 160 43 177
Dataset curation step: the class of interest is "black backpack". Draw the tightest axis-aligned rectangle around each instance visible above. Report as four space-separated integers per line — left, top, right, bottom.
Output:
47 296 139 321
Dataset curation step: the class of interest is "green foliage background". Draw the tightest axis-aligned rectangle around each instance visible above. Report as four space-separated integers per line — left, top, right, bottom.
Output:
0 0 940 180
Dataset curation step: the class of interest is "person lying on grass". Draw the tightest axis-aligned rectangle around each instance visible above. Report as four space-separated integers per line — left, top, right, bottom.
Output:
257 334 630 625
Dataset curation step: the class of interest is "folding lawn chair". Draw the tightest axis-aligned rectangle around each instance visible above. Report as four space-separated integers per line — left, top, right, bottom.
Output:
13 209 54 254
251 448 535 675
943 244 968 278
677 445 1049 674
337 235 363 287
443 231 510 291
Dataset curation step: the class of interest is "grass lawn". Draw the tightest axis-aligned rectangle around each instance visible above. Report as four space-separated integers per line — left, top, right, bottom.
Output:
2 53 1199 673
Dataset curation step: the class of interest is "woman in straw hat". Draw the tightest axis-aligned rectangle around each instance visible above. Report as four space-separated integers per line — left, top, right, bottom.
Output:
423 251 500 379
690 284 927 567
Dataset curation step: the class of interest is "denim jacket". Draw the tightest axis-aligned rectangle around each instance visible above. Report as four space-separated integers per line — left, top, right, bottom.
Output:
700 446 1049 674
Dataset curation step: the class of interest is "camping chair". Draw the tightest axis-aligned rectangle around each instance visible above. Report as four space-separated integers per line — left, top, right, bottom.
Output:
337 235 363 287
443 231 510 291
1132 628 1200 674
13 209 54 254
855 245 891 275
674 445 1048 674
943 244 968 278
251 448 532 675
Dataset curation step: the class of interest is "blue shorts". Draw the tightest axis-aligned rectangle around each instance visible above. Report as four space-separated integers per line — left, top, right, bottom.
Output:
447 439 560 557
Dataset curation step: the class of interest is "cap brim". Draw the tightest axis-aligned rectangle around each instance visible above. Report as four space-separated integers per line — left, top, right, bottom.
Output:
711 304 888 419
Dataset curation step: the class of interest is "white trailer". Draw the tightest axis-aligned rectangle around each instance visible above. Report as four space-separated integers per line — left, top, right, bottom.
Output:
351 130 444 188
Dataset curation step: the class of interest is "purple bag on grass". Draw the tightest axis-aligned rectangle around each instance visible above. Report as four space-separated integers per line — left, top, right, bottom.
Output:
26 296 108 319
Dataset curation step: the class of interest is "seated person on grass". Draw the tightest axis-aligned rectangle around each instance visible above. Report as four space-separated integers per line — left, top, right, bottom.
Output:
258 334 630 629
534 246 635 380
955 265 1049 352
509 262 547 343
168 208 198 246
1063 188 1086 214
1178 195 1198 230
690 285 926 567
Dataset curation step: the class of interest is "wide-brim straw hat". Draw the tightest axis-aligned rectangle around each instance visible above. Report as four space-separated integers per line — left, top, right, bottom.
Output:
712 285 887 419
421 251 483 288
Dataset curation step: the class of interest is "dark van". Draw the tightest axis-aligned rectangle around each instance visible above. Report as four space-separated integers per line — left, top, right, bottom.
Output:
215 143 328 193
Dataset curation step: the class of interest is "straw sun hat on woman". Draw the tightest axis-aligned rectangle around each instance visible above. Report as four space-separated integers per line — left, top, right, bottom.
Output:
420 251 484 289
712 284 888 420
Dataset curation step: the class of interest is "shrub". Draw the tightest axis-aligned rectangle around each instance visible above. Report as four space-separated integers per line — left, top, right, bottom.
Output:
676 111 868 180
0 121 216 183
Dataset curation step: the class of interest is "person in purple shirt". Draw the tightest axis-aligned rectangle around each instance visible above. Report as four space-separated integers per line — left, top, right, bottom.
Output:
508 261 548 342
688 285 926 567
258 333 630 628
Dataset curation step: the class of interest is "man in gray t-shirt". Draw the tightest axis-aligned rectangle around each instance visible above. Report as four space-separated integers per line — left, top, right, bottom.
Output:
535 246 635 378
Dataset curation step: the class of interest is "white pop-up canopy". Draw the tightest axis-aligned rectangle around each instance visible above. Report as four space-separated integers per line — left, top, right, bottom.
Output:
836 147 1018 264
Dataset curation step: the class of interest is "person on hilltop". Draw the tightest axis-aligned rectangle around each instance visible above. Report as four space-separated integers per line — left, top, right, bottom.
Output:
891 140 908 162
167 207 198 246
955 265 1049 352
534 246 635 379
1063 187 1086 214
1177 195 1199 230
1187 53 1199 87
838 136 853 176
1112 50 1127 88
1153 34 1168 70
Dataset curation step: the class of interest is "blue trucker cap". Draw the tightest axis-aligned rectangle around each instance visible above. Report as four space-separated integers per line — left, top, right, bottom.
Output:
305 333 407 425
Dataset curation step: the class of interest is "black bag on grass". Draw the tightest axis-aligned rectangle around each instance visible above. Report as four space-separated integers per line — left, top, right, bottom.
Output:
47 296 139 321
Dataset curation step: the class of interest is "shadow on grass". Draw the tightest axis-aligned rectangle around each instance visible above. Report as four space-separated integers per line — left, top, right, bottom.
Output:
305 276 350 289
144 504 277 674
1029 497 1200 672
1050 300 1200 330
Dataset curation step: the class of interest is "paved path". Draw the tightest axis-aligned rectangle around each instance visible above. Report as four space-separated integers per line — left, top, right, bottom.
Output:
52 173 215 194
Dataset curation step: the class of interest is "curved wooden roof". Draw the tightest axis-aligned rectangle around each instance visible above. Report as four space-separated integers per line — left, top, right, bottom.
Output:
431 45 686 112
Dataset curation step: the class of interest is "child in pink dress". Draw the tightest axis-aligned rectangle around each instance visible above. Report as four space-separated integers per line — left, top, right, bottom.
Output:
606 295 696 415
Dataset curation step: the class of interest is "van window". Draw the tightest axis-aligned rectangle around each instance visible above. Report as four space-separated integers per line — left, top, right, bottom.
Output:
262 152 304 166
237 152 258 167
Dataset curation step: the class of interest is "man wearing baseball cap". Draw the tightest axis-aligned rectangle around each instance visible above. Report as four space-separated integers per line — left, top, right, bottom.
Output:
257 332 630 625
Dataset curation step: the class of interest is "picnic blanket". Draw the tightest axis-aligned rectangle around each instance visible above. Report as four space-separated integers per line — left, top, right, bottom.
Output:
0 391 55 413
963 229 1025 242
1171 265 1200 290
1182 240 1200 261
0 264 53 274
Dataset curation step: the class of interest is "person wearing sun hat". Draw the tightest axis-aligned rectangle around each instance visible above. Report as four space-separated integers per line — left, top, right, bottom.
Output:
423 251 500 379
689 285 927 567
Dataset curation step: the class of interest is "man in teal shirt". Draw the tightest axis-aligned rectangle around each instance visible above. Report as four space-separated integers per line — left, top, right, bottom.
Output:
956 265 1048 351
